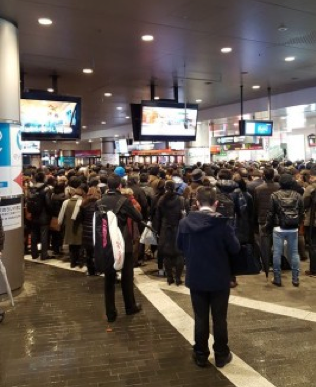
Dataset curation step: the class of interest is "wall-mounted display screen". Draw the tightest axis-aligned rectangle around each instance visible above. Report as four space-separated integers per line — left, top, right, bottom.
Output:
132 101 198 141
21 140 40 154
115 139 128 154
21 92 81 140
239 120 273 136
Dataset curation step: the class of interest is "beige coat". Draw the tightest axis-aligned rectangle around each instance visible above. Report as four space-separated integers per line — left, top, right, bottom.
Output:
62 197 83 245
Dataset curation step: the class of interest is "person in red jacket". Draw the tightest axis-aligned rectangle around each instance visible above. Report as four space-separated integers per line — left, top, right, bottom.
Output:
0 213 5 323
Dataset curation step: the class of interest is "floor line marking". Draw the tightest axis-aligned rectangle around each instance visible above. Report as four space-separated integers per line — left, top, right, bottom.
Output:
134 269 277 387
158 282 316 323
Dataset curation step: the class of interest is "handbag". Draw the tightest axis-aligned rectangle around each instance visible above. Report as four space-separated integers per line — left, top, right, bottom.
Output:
140 221 158 245
49 217 60 232
230 243 261 276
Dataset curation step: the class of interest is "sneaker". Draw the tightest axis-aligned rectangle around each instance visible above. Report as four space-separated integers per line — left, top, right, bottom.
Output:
292 279 300 287
158 269 165 277
107 310 117 323
175 279 183 286
215 352 233 368
271 278 282 287
192 352 209 367
230 281 238 288
167 278 175 285
0 309 5 323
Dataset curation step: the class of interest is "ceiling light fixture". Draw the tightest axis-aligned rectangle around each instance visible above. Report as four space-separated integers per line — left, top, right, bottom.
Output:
104 92 112 97
83 68 93 74
101 121 106 125
285 56 295 62
82 126 87 129
88 139 92 143
116 106 123 110
196 99 202 103
154 96 160 100
38 18 52 25
252 85 260 89
197 122 202 125
221 47 232 53
125 116 130 119
142 35 154 42
114 134 119 137
278 24 288 32
47 88 54 92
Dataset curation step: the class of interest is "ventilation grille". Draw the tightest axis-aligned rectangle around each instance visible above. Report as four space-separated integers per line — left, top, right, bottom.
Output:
285 31 316 46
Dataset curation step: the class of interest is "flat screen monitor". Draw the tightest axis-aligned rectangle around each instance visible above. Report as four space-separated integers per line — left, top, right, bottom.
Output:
115 139 128 154
139 101 198 141
239 120 273 136
20 92 81 140
21 140 40 154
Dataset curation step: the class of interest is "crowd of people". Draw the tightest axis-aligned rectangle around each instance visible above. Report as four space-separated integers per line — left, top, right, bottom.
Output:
18 158 316 367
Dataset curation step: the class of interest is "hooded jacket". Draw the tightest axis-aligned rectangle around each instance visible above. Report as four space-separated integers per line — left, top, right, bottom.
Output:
177 211 240 291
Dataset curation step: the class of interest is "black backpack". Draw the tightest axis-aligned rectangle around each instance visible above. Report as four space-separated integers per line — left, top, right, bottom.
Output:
94 196 127 273
216 192 235 221
26 186 47 217
235 189 247 216
277 191 299 229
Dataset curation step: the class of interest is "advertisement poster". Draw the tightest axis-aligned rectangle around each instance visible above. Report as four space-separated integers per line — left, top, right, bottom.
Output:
185 147 210 165
101 154 119 165
0 197 22 231
0 124 23 196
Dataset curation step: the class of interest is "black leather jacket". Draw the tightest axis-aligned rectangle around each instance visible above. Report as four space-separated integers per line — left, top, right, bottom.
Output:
265 189 304 232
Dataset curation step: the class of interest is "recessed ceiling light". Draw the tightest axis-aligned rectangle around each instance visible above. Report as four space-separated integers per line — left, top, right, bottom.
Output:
101 121 106 125
233 123 238 127
47 88 54 92
82 126 87 129
104 92 112 97
125 116 130 119
88 139 92 143
196 99 202 103
221 47 232 53
285 56 295 62
197 122 202 125
76 141 79 144
142 35 154 42
114 134 119 137
38 18 52 25
83 68 93 74
154 96 160 100
116 106 123 110
278 24 288 32
281 116 287 120
252 85 260 89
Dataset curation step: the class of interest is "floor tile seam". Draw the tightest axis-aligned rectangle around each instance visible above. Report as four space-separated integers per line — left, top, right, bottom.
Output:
158 282 316 323
134 268 277 387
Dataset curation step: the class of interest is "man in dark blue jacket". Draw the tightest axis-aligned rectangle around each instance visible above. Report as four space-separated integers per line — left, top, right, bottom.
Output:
177 186 240 368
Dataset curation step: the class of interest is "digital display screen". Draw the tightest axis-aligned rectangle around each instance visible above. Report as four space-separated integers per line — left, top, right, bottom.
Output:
239 120 273 136
20 93 81 140
140 102 198 141
115 139 128 154
21 141 40 154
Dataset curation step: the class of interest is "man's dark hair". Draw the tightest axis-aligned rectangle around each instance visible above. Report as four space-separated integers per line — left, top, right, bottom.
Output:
196 186 216 207
127 174 139 186
263 168 274 181
69 176 82 189
150 165 159 176
217 169 232 180
35 172 46 183
107 174 121 190
140 173 148 183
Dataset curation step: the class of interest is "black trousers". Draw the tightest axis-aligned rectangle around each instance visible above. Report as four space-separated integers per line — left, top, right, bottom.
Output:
306 226 316 272
85 245 95 275
31 224 49 260
190 288 230 360
104 252 136 319
69 245 81 266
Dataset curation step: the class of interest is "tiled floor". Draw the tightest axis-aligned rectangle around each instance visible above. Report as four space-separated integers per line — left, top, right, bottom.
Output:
1 259 316 387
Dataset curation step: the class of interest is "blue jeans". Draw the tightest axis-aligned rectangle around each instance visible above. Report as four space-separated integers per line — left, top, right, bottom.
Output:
273 230 300 281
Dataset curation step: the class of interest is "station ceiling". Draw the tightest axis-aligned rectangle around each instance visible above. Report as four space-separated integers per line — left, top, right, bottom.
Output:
2 0 316 134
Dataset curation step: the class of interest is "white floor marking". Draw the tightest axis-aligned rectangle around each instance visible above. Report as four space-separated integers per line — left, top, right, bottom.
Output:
134 269 277 387
24 256 86 273
158 282 316 323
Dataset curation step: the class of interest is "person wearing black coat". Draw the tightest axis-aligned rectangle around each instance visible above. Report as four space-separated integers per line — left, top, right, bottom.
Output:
79 187 101 275
177 186 240 368
156 180 184 285
96 174 143 322
50 182 66 255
